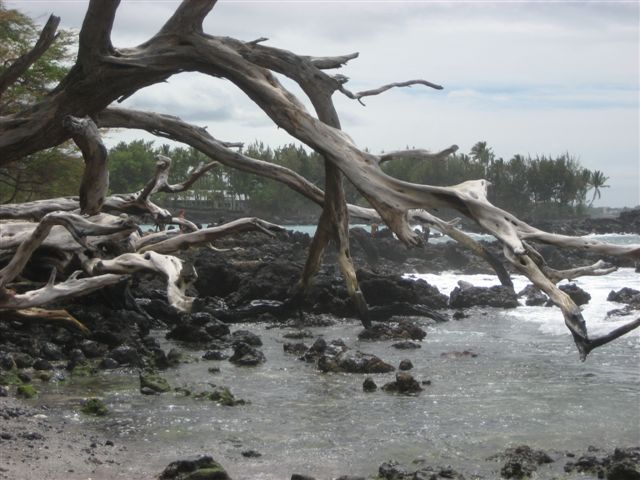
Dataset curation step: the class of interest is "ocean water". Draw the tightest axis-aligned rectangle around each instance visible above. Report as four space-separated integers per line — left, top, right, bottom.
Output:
35 269 639 479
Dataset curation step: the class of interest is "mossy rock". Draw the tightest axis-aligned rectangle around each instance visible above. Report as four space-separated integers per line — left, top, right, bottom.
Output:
81 398 109 416
159 455 230 480
140 372 171 393
71 364 97 377
0 371 21 386
16 384 38 399
195 386 245 406
36 371 53 382
184 467 230 480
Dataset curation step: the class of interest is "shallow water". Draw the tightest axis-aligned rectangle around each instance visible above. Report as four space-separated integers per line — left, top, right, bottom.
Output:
36 269 639 479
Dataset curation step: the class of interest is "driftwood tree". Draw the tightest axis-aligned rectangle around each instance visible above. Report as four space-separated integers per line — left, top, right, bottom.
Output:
0 0 638 360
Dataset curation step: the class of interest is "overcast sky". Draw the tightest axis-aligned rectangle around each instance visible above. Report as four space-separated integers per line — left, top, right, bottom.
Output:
10 0 639 207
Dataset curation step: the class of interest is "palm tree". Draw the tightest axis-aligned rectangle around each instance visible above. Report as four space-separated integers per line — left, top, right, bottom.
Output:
587 170 610 207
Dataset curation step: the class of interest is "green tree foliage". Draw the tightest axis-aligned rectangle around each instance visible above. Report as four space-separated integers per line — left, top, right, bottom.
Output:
0 1 81 203
108 140 157 194
383 141 595 219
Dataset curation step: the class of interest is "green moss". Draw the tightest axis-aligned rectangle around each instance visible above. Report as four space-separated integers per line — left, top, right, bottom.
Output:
36 371 53 382
0 371 21 386
184 466 229 480
71 364 97 377
16 384 38 399
139 372 171 393
207 386 245 406
81 398 109 416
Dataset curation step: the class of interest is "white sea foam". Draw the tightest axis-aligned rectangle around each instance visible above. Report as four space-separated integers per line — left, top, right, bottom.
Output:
407 268 640 338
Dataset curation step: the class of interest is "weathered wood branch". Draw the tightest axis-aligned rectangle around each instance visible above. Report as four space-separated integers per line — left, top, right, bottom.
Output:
63 115 109 214
0 212 137 288
0 273 127 310
75 0 119 65
88 251 195 312
2 308 90 335
136 217 284 254
339 79 444 105
0 14 61 99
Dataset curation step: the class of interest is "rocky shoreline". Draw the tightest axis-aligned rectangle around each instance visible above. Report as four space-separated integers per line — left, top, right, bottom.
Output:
1 213 639 479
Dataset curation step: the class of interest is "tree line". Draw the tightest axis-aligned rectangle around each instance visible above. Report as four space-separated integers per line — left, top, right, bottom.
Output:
103 139 608 221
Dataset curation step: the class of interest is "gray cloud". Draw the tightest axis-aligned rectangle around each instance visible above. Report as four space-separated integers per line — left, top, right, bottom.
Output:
6 0 639 207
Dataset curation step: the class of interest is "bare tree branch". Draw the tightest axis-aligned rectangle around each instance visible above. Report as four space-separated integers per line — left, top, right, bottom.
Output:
0 14 61 98
63 115 109 214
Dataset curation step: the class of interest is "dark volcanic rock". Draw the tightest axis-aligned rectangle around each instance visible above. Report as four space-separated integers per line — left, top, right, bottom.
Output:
391 341 421 350
558 283 591 306
449 283 518 309
564 446 640 480
109 345 142 367
359 271 448 309
398 359 413 371
489 445 553 479
230 330 262 346
159 455 231 480
608 288 640 309
382 372 423 394
363 377 377 392
358 320 426 342
518 284 548 307
229 342 265 366
283 342 308 356
317 350 394 374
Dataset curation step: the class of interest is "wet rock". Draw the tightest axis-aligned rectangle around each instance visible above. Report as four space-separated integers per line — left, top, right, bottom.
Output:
359 271 448 309
398 359 413 371
291 475 316 480
17 371 31 383
16 384 38 399
98 357 119 370
229 342 266 366
139 371 171 394
282 330 313 340
167 323 212 344
109 345 142 367
363 377 377 392
0 386 8 397
80 398 109 416
202 350 228 361
358 320 426 342
79 339 104 358
378 461 409 479
382 372 423 394
564 446 640 480
449 283 519 309
318 350 394 374
518 284 548 306
489 445 553 479
203 319 231 339
230 330 262 347
159 455 231 480
13 353 33 369
558 284 591 306
335 476 366 480
39 342 63 361
391 341 421 350
196 386 245 406
283 342 308 356
440 350 478 359
608 288 640 309
241 450 262 458
32 359 53 371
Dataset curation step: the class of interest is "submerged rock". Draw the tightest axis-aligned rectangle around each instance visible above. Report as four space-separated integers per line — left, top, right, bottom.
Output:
81 398 109 416
358 320 426 342
518 284 548 306
317 350 394 374
488 445 553 479
159 455 231 480
139 371 171 394
382 372 423 394
229 342 266 366
363 377 377 392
